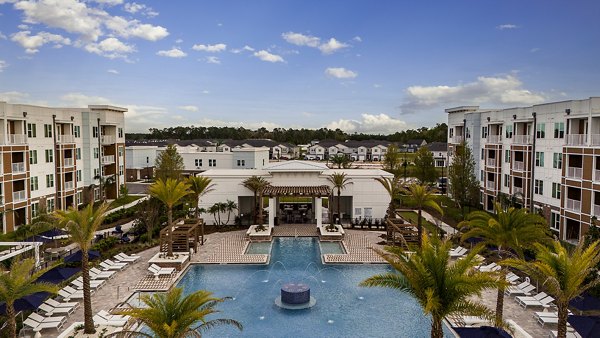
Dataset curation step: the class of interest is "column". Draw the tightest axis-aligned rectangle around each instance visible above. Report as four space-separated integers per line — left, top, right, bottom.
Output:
268 197 275 228
316 197 322 227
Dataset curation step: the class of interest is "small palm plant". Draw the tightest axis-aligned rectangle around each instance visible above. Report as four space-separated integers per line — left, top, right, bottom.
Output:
117 287 242 338
326 172 351 226
187 176 215 219
0 258 58 338
241 176 270 225
374 175 402 217
402 183 443 244
503 240 600 338
360 235 500 338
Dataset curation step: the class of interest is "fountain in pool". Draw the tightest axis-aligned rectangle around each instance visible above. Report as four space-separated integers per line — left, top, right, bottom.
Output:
274 282 316 309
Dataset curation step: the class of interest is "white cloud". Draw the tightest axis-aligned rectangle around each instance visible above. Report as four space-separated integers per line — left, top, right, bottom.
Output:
192 43 226 52
281 32 320 47
319 38 349 54
0 60 7 72
107 69 119 74
156 47 187 58
327 113 408 134
178 105 198 112
373 84 382 88
201 90 210 94
400 74 546 114
530 47 540 53
497 24 518 30
17 24 29 30
231 45 254 53
0 91 29 102
92 0 123 5
84 37 134 58
205 56 220 64
11 30 71 54
0 31 5 40
325 67 357 79
253 50 284 63
105 16 168 41
123 2 158 17
175 38 183 44
353 36 362 42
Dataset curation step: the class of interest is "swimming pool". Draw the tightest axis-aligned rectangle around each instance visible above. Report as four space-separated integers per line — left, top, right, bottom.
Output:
178 237 451 337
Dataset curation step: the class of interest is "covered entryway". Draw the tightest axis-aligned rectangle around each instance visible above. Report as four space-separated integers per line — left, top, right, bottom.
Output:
263 185 332 228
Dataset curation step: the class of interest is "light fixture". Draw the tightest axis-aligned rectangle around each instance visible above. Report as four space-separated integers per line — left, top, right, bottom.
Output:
565 109 571 115
23 112 27 117
513 114 517 120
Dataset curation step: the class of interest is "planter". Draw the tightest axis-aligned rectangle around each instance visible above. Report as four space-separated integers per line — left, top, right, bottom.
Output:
318 224 344 241
246 225 273 242
148 252 190 270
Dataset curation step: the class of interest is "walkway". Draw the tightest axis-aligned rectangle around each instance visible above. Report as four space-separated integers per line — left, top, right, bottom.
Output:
192 231 268 264
420 209 458 236
323 232 386 263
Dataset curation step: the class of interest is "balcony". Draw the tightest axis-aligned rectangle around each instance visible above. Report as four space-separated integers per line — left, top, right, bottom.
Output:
513 135 532 144
565 198 581 212
11 162 25 173
451 136 464 144
64 181 74 190
12 190 27 203
513 161 525 171
101 155 115 164
595 205 600 217
63 158 74 167
486 158 497 167
8 134 27 145
57 134 75 144
592 134 600 146
486 181 495 190
513 187 523 195
566 167 583 179
101 135 116 145
566 134 587 146
487 135 502 144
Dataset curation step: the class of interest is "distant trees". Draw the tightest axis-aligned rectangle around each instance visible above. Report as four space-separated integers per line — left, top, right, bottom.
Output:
155 144 184 181
383 144 401 171
413 146 437 184
448 142 480 212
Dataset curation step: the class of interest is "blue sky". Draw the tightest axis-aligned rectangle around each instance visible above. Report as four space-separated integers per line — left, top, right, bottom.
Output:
0 0 599 133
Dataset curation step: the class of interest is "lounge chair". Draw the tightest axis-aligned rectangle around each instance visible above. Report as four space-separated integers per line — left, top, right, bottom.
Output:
28 312 66 325
100 261 126 271
104 259 128 267
461 315 491 327
537 315 558 327
37 303 75 316
45 298 79 311
478 262 501 272
506 272 520 284
520 295 555 309
58 286 84 301
71 278 103 290
90 267 116 279
23 317 64 333
115 252 140 262
148 264 175 280
504 282 535 296
450 247 468 258
93 310 130 327
516 292 548 305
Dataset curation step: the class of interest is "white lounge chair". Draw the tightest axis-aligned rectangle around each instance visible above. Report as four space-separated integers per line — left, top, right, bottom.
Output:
105 259 128 267
93 310 130 327
148 264 175 280
23 317 63 333
28 312 66 325
37 303 75 316
90 267 116 279
516 292 548 305
520 295 555 309
71 278 104 290
59 286 84 301
505 284 536 296
461 315 491 327
45 298 79 311
450 247 468 258
100 261 126 271
478 262 501 272
114 252 140 262
506 273 520 284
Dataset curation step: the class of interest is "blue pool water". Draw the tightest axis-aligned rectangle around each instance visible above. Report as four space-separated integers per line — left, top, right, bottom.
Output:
178 237 448 337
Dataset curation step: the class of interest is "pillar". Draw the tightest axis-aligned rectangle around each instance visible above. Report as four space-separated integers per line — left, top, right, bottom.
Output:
268 197 275 228
316 197 322 227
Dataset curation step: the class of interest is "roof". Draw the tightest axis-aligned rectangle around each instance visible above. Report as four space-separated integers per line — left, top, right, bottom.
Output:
426 142 447 152
264 160 329 172
263 185 331 197
406 139 426 146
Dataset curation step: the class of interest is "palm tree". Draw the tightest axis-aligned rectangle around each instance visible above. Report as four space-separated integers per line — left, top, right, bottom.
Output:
208 204 220 225
0 258 58 338
402 184 443 244
461 202 548 327
242 176 270 225
187 176 215 219
117 287 242 338
503 241 600 338
149 178 191 257
57 203 110 334
374 175 402 217
326 172 351 225
224 199 238 225
360 235 500 338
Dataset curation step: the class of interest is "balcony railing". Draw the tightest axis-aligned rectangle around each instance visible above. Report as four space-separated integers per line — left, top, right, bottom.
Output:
486 158 497 167
64 181 74 190
452 136 464 144
595 169 600 181
101 155 115 164
565 198 581 212
566 167 583 179
63 158 74 167
12 190 26 202
513 134 532 144
8 134 27 145
513 187 523 195
101 135 116 145
486 181 495 190
513 161 525 171
11 162 25 173
57 134 75 144
566 134 587 146
487 135 502 143
592 134 600 146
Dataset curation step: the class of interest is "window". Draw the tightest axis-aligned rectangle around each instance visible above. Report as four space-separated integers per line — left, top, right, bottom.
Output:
118 128 123 138
480 170 484 181
46 174 54 188
449 128 454 138
29 150 38 165
554 122 565 138
76 170 82 182
550 212 560 231
534 179 543 195
119 165 124 176
92 126 99 138
45 149 53 163
466 127 471 139
94 168 99 178
31 202 39 218
209 159 216 167
481 149 485 160
503 174 509 187
118 146 124 157
30 176 39 191
354 208 362 216
536 123 545 138
237 160 241 166
242 160 245 166
44 124 52 137
194 159 202 167
47 198 55 212
27 123 37 138
482 126 488 138
93 148 99 159
552 183 561 199
535 152 544 167
505 150 511 163
553 153 562 169
77 191 83 205
505 125 513 138
74 125 81 138
76 148 81 160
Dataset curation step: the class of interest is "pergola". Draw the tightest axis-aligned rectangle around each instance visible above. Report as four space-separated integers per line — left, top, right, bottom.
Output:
263 185 332 227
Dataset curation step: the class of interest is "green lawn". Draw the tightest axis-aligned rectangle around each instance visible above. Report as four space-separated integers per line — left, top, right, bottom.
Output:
109 195 142 209
397 210 443 235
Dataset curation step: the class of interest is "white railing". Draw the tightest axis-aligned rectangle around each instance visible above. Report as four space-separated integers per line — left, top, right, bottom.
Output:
513 187 523 195
12 190 26 202
452 136 464 143
592 134 600 146
566 134 586 146
595 169 600 181
8 134 27 144
101 155 115 164
565 198 581 212
513 161 525 171
11 162 25 173
486 158 497 167
513 134 532 144
64 181 74 190
595 205 600 217
487 135 502 143
57 134 75 144
63 158 74 167
101 135 116 145
566 167 583 179
486 181 495 190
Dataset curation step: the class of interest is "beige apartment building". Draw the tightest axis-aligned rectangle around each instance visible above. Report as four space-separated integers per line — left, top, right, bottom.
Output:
0 102 126 233
447 97 600 244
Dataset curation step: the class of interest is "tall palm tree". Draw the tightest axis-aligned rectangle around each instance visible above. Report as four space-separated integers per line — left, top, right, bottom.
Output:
117 287 242 338
57 203 110 334
149 178 190 257
187 176 215 219
461 202 548 327
326 172 351 225
503 240 600 338
0 258 58 338
241 176 270 225
402 184 443 244
360 235 500 338
374 175 402 217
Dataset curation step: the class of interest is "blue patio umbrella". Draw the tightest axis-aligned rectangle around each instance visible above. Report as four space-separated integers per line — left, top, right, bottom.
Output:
570 293 600 313
38 228 68 239
453 326 512 338
24 235 51 243
36 267 81 284
0 292 51 315
568 315 600 338
64 250 101 263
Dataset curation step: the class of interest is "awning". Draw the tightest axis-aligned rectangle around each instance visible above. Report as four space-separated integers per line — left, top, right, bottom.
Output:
263 185 331 197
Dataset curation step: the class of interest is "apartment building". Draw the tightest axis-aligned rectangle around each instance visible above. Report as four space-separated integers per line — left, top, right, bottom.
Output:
305 140 391 161
447 97 600 243
0 102 126 233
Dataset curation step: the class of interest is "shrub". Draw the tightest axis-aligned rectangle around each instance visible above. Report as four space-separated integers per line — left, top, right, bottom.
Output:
92 237 119 252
